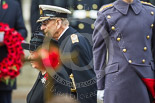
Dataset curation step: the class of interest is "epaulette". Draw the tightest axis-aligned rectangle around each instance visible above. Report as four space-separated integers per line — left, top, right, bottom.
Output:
99 4 113 12
141 1 155 7
71 34 79 44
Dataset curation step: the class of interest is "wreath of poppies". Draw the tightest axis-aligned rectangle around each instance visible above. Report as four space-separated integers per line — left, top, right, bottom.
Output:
0 22 24 84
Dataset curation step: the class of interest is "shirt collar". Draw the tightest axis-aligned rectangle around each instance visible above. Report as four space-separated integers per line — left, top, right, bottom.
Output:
58 26 69 40
114 0 142 15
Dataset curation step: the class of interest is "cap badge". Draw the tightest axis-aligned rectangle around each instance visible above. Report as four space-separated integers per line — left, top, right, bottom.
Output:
40 8 43 15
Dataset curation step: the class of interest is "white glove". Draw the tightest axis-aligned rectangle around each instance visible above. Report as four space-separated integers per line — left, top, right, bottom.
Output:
0 32 4 43
97 90 104 100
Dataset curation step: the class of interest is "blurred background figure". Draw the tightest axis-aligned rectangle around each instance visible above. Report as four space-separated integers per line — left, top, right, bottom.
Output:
0 0 27 103
15 0 21 8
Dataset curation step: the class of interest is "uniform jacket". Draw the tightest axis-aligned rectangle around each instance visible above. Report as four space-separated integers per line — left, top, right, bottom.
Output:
0 0 27 91
93 0 155 103
58 27 97 103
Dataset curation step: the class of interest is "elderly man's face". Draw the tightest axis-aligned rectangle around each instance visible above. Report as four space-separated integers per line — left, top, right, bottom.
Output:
41 19 57 38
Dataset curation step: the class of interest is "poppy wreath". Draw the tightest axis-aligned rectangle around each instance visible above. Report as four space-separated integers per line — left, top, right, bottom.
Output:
0 22 24 85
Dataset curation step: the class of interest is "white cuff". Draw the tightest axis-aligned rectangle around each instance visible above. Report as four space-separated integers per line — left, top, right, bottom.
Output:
0 32 4 42
97 90 104 100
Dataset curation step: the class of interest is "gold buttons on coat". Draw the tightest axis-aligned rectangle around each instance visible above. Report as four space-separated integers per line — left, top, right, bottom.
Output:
142 59 146 63
151 11 154 15
77 4 83 10
129 60 132 63
107 15 111 19
78 23 84 29
117 37 121 41
144 47 147 51
151 24 154 28
147 35 150 39
92 4 98 9
123 49 127 53
112 26 115 30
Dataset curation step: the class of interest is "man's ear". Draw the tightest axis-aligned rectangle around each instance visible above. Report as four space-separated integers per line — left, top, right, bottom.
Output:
56 19 62 29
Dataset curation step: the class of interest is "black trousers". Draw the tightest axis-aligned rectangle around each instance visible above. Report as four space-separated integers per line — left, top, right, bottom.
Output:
0 90 12 103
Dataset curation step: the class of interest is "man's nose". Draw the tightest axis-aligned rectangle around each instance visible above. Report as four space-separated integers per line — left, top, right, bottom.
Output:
40 25 45 30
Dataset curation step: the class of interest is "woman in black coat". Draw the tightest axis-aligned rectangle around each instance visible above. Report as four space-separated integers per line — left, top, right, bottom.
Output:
22 31 70 103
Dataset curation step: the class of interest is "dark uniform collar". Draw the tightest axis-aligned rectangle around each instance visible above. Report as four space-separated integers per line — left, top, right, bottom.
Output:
58 27 77 44
114 0 142 15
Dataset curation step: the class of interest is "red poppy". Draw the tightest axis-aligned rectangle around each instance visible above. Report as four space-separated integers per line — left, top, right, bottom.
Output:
49 51 60 68
44 73 48 80
42 50 60 69
2 1 8 10
0 65 9 73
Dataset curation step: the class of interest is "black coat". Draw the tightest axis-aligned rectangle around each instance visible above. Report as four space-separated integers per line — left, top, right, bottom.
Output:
0 0 27 91
58 27 97 103
27 72 44 103
27 69 70 103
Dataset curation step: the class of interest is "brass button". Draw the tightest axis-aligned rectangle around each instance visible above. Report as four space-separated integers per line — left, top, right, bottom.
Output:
92 4 98 9
77 4 83 10
147 35 150 39
123 49 127 53
111 26 115 30
142 59 146 63
78 23 84 29
144 47 147 51
91 24 94 29
129 60 132 63
151 24 154 28
151 11 154 15
117 37 121 41
107 15 111 19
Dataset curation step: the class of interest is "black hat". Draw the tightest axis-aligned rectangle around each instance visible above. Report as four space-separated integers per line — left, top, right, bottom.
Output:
37 5 71 23
21 31 44 51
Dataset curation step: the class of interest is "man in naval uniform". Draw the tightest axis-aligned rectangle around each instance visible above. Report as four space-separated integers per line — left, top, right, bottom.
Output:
93 0 155 103
37 5 97 103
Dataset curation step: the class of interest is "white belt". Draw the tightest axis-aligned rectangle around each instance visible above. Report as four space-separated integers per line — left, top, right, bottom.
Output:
73 10 97 19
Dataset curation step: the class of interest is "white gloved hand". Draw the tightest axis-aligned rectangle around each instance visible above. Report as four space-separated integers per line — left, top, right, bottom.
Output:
97 90 104 100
